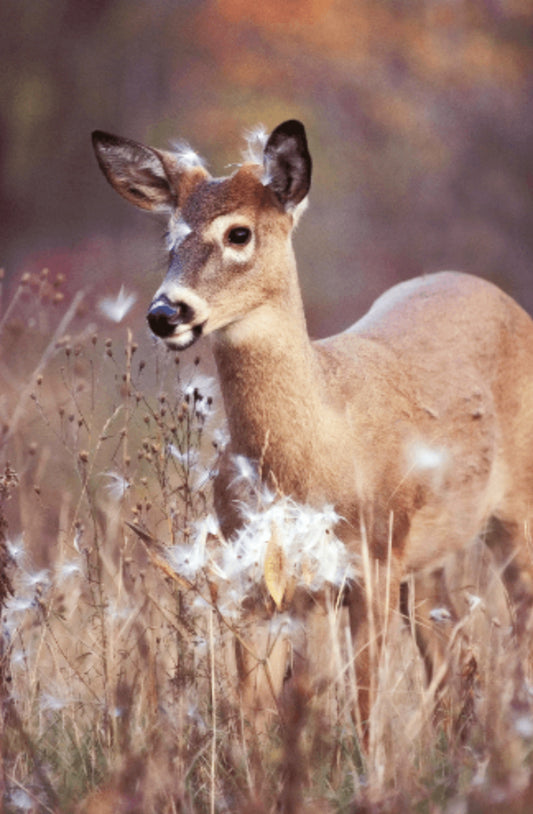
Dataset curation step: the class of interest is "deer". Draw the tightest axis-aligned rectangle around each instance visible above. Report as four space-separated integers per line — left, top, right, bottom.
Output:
92 119 533 737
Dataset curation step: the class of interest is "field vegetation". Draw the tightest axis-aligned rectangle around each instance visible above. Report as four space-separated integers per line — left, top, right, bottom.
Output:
1 271 533 814
1 1 532 811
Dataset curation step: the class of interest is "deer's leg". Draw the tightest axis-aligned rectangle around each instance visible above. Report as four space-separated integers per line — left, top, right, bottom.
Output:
234 601 335 735
347 586 372 736
347 563 401 742
484 515 533 640
234 619 291 731
400 567 458 685
477 513 533 717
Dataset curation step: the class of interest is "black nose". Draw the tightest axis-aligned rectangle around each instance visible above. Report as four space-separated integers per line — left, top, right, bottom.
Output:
147 296 194 338
147 299 180 338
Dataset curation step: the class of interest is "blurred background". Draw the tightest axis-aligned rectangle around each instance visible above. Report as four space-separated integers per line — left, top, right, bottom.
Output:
1 0 532 338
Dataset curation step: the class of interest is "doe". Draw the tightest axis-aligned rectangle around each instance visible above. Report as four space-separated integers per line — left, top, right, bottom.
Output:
92 119 533 730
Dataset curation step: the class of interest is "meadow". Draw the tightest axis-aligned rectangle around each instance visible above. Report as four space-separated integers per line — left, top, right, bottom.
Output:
1 268 533 814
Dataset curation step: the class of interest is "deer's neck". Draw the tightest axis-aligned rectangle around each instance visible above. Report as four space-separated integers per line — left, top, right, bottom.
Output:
212 287 328 498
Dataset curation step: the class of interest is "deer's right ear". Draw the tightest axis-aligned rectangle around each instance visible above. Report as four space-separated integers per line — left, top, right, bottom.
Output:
91 131 175 212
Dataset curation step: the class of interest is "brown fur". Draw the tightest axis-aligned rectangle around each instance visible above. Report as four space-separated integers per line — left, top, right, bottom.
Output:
93 122 533 736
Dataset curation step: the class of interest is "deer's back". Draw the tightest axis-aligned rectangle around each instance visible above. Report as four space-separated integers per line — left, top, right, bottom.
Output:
319 271 533 419
314 271 533 569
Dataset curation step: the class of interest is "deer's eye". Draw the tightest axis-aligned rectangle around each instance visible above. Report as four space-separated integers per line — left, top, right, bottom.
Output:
226 226 252 246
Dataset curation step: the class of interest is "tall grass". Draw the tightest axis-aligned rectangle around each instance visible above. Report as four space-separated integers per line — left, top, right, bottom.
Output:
1 268 533 813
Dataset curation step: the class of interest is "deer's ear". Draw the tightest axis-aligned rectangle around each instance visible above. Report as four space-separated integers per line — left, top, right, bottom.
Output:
92 131 176 212
263 120 312 209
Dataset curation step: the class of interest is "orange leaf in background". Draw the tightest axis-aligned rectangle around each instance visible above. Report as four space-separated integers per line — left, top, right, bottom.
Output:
215 0 335 29
205 0 528 95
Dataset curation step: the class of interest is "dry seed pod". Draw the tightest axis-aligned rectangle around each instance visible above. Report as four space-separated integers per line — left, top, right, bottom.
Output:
264 524 287 611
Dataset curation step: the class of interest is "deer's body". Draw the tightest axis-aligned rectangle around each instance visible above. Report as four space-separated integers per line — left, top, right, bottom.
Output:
215 268 533 575
93 120 533 731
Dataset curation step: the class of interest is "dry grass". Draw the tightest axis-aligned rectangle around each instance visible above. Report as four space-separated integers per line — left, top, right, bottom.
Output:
1 269 533 813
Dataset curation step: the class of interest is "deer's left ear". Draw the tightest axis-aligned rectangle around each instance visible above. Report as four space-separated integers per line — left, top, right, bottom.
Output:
92 131 176 212
263 120 312 209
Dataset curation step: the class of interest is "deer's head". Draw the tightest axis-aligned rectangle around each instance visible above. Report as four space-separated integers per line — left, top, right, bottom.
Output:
92 120 312 349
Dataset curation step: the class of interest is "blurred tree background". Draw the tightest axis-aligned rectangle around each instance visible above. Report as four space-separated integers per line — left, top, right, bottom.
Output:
1 0 532 337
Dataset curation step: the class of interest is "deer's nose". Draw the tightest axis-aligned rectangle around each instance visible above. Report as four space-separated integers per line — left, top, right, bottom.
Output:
147 296 194 338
